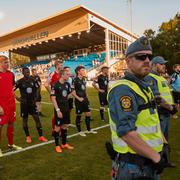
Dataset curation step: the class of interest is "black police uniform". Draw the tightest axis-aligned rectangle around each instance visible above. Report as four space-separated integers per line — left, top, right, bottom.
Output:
30 75 41 102
51 81 71 126
96 74 109 106
15 77 38 118
73 77 90 114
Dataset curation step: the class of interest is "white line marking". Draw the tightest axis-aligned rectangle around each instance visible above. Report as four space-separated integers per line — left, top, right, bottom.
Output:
16 101 107 112
2 124 109 157
41 101 52 105
41 102 108 112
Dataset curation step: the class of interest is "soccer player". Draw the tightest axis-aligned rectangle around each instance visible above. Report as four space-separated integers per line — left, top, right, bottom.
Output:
14 67 48 143
73 66 97 136
92 66 109 121
44 60 63 134
0 55 22 157
63 66 76 128
51 69 74 153
31 68 44 117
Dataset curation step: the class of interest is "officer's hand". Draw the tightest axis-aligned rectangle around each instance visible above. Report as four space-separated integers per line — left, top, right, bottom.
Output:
169 105 178 115
99 89 105 93
57 111 63 119
0 106 4 116
153 156 166 174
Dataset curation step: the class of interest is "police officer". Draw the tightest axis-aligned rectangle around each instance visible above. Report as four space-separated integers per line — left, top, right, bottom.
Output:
31 68 44 117
15 67 48 143
73 66 97 136
108 37 166 180
145 56 177 141
145 56 178 168
92 66 109 121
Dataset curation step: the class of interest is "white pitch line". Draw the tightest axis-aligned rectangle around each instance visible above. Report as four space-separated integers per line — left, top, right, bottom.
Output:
16 101 107 112
41 101 52 105
2 124 110 157
40 102 107 112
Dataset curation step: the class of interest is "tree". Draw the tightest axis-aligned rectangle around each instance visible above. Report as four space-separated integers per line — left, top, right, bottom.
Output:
144 13 180 73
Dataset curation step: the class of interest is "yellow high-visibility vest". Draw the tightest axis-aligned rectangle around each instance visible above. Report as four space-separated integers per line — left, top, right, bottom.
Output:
149 73 174 105
107 79 163 154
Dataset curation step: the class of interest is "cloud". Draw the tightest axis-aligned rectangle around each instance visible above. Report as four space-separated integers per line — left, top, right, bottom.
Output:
0 11 5 20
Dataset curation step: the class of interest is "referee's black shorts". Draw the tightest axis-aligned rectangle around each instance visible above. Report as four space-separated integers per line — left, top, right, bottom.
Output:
98 92 108 106
75 97 90 114
54 109 70 126
20 103 38 118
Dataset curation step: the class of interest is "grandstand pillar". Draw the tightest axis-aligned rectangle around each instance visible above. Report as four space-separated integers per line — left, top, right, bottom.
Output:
9 51 12 61
29 55 37 61
105 29 110 68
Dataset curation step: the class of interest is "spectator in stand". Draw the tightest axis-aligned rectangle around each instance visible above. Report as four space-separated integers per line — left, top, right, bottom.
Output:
74 55 78 61
92 60 95 67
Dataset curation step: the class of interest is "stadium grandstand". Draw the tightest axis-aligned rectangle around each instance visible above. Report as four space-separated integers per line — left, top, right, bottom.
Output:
0 5 138 80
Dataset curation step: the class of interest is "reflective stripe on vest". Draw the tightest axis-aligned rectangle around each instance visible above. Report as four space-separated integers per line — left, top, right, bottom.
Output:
108 79 163 154
110 120 160 134
149 73 174 104
112 136 163 148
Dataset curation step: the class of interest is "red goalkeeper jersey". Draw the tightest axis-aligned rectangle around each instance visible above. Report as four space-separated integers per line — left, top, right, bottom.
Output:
0 71 16 124
48 71 60 86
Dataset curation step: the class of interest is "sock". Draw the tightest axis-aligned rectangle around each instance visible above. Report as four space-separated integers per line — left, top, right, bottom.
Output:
100 108 104 120
37 127 43 137
76 115 81 132
7 125 14 145
54 131 59 146
61 129 67 145
85 116 91 131
23 127 30 136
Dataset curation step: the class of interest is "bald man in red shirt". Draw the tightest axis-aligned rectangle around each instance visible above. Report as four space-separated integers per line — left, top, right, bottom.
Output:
0 55 22 157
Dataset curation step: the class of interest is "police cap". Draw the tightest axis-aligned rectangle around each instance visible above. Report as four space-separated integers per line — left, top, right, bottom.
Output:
125 36 152 57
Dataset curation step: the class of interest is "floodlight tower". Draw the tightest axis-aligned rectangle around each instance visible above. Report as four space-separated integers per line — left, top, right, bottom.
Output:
128 0 133 42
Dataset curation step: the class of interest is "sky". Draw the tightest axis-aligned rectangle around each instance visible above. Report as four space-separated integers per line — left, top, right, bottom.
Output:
0 0 179 37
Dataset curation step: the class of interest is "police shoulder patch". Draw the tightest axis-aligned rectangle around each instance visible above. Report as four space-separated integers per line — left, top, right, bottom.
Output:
120 96 132 112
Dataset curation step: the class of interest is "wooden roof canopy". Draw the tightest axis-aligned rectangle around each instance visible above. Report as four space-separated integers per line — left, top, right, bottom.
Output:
0 5 138 57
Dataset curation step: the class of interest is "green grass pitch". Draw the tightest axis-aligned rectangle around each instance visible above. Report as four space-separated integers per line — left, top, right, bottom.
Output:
0 88 179 180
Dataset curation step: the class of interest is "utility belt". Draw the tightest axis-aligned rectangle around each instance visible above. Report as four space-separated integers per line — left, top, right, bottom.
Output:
118 153 153 167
